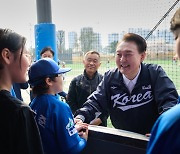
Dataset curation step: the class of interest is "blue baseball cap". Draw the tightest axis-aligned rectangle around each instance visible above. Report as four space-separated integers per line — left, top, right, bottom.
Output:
28 58 71 86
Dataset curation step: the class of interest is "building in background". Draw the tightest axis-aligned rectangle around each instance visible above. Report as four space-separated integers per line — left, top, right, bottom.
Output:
128 28 154 41
108 33 119 45
156 29 174 44
92 33 102 52
107 33 119 53
68 31 78 52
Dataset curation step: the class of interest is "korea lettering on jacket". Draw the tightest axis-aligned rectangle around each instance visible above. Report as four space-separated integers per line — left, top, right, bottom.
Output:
111 87 153 111
75 63 178 135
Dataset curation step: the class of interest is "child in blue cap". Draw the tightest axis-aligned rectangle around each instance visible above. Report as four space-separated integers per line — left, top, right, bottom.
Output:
28 58 88 154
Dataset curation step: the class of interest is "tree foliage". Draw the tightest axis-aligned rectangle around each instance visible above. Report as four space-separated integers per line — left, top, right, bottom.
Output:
108 41 118 53
79 27 95 53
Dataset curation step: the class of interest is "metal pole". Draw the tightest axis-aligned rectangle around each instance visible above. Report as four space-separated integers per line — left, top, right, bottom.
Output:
35 0 58 61
36 0 52 23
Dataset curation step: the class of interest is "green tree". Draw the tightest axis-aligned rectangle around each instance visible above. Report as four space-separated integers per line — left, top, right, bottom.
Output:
79 27 95 53
109 41 118 53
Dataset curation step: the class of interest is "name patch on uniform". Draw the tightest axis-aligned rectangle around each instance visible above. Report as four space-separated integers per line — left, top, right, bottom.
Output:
142 85 151 90
66 118 77 136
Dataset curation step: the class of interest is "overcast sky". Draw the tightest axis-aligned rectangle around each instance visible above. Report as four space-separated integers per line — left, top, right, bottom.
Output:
0 0 179 48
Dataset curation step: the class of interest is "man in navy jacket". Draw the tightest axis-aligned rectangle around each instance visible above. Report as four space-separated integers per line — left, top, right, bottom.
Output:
74 33 178 135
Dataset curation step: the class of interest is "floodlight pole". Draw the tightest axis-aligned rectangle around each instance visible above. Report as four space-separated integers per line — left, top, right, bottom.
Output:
35 0 58 61
36 0 52 23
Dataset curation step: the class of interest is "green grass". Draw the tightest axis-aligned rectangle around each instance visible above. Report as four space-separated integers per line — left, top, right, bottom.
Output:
107 117 113 128
144 60 180 91
64 59 180 92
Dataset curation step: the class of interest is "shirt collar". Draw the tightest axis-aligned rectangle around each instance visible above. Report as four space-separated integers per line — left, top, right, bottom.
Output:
122 64 141 86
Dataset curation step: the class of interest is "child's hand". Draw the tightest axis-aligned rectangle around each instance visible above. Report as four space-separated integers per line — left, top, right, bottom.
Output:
76 123 88 141
145 133 151 137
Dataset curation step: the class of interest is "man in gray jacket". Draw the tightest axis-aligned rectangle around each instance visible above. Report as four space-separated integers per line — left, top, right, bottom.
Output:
67 50 107 126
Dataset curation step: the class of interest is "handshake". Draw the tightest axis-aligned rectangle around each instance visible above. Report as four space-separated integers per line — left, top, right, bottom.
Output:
74 118 88 141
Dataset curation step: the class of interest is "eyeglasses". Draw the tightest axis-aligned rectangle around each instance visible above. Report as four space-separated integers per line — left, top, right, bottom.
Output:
54 74 65 80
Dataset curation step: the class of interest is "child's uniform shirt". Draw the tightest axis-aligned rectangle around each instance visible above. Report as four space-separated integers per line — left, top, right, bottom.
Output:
30 94 86 154
147 102 180 154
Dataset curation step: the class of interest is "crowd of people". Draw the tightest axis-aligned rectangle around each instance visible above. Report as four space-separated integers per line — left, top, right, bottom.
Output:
0 7 179 154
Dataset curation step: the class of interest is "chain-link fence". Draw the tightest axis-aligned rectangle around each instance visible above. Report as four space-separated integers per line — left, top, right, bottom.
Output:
55 0 180 93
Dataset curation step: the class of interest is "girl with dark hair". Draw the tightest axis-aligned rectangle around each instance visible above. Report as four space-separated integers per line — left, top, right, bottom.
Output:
0 28 44 154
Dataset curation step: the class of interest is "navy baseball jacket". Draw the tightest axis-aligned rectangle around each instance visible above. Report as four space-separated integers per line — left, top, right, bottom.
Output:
75 63 178 134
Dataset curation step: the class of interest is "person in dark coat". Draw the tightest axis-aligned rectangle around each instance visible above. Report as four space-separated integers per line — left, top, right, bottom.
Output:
74 33 178 135
67 50 107 126
0 28 44 154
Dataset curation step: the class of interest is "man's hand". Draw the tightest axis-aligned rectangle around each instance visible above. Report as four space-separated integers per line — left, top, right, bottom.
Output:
74 118 83 124
90 118 102 125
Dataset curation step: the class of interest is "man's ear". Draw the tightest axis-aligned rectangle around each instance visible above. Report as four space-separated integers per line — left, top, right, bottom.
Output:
141 52 146 62
1 48 12 64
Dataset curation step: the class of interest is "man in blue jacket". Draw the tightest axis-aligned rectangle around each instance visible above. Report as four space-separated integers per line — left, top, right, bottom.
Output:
74 33 178 135
147 8 180 154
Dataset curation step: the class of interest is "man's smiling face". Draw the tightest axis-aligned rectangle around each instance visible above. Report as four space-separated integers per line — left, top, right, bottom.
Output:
116 41 146 80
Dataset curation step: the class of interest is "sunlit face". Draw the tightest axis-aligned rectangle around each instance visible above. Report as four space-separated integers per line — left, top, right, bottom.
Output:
83 53 101 76
10 47 30 83
173 28 180 59
41 50 54 59
116 41 146 80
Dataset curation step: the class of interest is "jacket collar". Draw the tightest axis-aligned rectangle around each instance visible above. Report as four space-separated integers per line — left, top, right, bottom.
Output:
117 63 146 85
84 69 98 80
